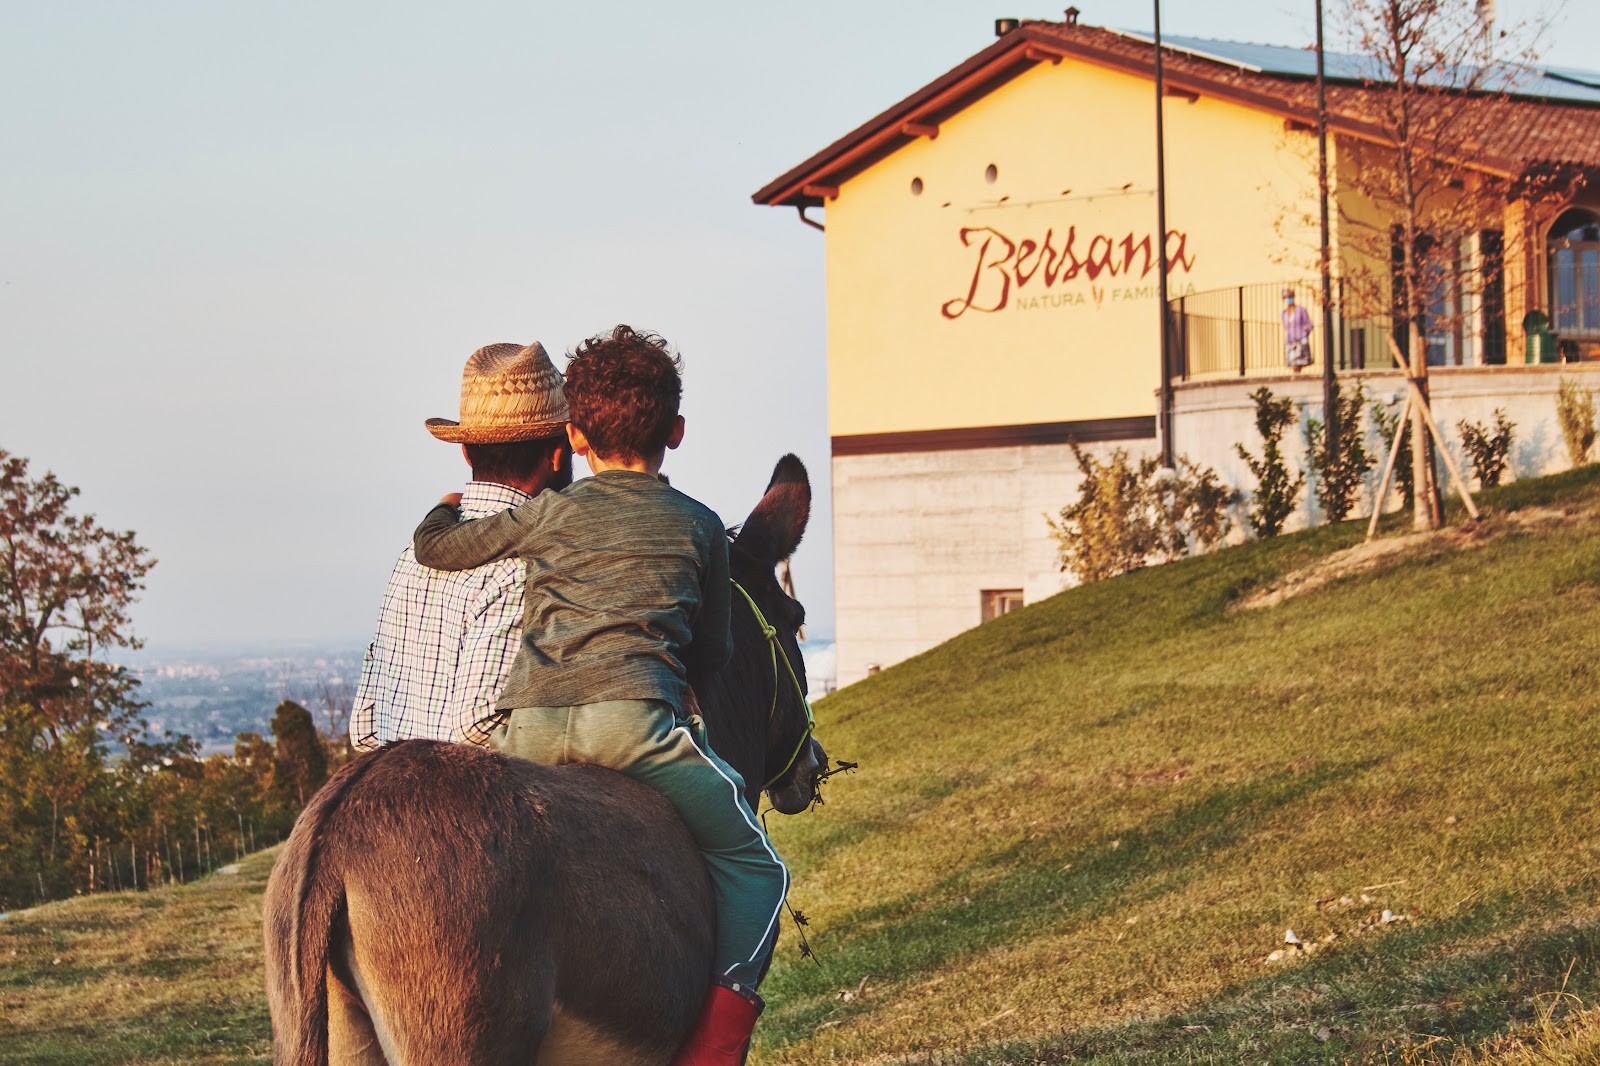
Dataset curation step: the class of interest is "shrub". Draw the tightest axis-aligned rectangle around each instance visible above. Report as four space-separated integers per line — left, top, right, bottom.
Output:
1370 400 1414 509
1235 386 1305 538
1557 378 1597 468
1156 457 1235 557
1456 409 1515 489
1304 380 1373 522
1049 444 1234 584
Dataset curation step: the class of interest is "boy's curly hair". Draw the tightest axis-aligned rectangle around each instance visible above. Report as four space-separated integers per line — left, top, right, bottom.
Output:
563 325 683 462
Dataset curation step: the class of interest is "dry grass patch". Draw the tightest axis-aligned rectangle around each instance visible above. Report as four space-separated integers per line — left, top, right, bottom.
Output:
1232 504 1585 612
0 849 276 1065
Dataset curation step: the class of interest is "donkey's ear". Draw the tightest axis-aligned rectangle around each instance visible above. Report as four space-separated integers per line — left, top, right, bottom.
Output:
736 454 810 563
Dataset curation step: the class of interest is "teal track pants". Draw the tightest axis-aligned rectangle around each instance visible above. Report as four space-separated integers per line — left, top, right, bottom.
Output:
490 699 788 990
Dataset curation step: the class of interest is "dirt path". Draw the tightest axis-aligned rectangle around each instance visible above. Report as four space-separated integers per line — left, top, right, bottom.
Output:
1232 506 1579 611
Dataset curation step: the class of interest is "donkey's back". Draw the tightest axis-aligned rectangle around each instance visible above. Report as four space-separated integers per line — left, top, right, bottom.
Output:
263 740 715 1066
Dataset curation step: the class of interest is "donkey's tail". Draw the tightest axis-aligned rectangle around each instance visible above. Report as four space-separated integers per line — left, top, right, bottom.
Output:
264 747 391 1066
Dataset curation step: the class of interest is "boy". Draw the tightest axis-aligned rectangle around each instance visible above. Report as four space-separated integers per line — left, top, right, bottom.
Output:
412 324 785 1066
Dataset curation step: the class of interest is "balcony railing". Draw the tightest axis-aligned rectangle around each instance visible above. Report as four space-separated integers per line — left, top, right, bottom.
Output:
1166 281 1411 382
1164 280 1510 379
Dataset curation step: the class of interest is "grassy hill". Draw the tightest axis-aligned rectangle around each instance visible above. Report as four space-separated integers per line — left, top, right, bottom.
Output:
0 851 275 1065
757 468 1600 1064
3 469 1599 1065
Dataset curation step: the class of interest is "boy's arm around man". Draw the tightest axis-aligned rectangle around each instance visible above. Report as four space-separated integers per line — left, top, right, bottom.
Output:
413 493 552 572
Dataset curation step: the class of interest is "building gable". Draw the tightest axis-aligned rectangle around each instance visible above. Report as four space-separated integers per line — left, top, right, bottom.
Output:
822 51 1321 440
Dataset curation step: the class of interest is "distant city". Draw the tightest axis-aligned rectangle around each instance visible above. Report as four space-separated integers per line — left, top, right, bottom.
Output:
125 644 366 753
125 639 836 753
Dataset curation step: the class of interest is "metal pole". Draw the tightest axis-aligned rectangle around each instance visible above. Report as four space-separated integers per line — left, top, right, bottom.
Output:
1317 0 1337 451
1238 285 1247 377
1154 0 1174 466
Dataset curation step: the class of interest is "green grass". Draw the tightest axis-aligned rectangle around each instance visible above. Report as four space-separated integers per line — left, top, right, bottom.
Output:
755 466 1600 1064
0 852 275 1065
3 469 1599 1064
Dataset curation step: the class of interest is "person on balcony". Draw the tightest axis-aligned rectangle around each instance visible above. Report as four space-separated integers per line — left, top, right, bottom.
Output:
1282 288 1314 374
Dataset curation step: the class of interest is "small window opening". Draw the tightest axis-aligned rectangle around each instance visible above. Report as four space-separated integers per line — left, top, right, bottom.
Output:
984 163 999 184
981 589 1024 623
911 176 924 195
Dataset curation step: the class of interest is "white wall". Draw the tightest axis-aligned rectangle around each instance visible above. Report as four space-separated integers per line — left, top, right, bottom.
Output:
1173 365 1600 532
830 438 1159 687
828 365 1600 690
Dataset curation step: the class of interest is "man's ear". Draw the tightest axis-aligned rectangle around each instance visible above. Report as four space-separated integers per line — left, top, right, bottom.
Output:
550 444 568 471
567 424 591 456
461 444 472 467
666 415 686 451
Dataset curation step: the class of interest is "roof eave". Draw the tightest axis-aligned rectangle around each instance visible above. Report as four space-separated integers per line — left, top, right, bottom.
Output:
752 25 1537 208
751 28 1063 208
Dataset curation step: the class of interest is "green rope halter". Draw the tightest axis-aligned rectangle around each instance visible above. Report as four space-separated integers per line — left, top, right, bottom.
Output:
730 579 816 792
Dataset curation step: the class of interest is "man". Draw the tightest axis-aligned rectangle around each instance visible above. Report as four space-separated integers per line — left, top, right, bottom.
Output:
349 342 571 750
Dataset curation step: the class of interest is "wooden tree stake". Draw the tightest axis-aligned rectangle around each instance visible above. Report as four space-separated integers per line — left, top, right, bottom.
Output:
1384 336 1480 521
1368 392 1414 541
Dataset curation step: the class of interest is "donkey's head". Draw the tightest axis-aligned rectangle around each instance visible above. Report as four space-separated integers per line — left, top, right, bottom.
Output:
696 454 827 816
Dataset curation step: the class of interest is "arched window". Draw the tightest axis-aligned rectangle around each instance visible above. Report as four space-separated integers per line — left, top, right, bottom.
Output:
1549 207 1600 339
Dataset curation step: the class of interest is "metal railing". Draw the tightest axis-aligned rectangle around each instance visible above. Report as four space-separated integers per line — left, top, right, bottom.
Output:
1168 280 1400 381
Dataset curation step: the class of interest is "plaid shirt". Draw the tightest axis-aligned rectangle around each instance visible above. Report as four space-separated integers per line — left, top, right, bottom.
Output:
350 481 530 750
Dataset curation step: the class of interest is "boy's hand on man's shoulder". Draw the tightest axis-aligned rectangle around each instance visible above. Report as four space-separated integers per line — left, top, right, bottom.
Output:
438 492 463 508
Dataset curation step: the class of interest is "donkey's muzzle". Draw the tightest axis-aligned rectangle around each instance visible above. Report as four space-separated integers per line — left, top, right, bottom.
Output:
766 737 826 815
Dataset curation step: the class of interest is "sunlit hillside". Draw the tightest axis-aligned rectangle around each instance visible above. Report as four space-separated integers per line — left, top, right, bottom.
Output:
4 469 1599 1066
758 467 1600 1065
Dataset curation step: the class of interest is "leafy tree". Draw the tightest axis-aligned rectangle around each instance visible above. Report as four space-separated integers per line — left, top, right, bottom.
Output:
1050 446 1162 584
0 450 155 901
1153 458 1235 559
271 700 327 807
1235 387 1305 538
0 451 295 908
1305 381 1374 522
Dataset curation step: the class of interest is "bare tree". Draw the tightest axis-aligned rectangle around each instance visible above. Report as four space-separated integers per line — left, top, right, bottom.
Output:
315 675 354 754
1335 0 1566 529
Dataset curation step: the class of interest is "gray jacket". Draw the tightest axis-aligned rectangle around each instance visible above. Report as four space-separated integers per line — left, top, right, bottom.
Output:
414 469 731 714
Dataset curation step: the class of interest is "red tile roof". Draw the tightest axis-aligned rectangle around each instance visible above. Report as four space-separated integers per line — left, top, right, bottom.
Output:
753 19 1600 209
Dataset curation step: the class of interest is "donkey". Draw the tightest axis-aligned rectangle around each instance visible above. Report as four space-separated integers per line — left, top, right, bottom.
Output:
263 455 824 1066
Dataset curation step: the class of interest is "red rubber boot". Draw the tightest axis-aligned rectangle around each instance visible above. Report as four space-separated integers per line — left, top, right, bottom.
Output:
672 982 764 1066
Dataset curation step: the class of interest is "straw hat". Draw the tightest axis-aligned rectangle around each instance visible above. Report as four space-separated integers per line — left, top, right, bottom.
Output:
425 342 569 444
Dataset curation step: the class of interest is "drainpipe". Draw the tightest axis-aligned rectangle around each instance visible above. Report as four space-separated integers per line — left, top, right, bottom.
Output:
796 205 825 233
1317 0 1337 455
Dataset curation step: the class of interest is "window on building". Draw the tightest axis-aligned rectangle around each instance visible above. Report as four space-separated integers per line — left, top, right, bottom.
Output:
1391 228 1507 366
1481 230 1507 364
1550 208 1600 341
980 589 1024 623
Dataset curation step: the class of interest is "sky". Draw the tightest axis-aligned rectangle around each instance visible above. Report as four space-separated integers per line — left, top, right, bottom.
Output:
2 0 1593 654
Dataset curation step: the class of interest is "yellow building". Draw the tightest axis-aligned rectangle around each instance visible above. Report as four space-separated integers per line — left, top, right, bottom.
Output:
755 14 1600 686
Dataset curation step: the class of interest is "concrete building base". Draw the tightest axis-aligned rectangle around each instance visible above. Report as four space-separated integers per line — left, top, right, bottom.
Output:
831 437 1157 687
829 365 1600 690
1172 364 1600 532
